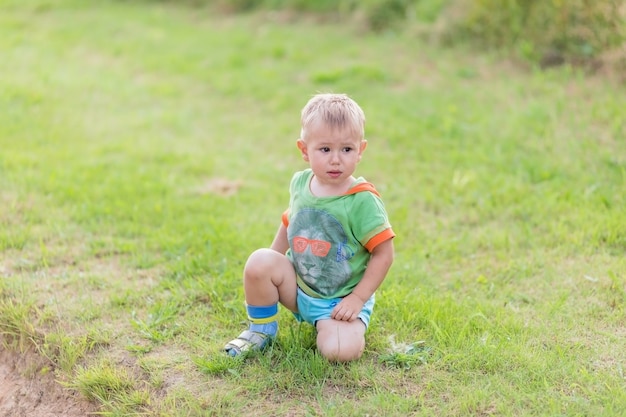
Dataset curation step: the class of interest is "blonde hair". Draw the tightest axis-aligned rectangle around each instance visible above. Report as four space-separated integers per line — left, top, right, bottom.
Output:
300 93 365 141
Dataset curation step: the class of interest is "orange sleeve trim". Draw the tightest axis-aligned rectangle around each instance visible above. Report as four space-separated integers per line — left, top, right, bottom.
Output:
364 228 395 252
282 209 289 227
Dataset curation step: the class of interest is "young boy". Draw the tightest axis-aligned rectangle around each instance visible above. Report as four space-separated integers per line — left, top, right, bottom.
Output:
224 93 395 362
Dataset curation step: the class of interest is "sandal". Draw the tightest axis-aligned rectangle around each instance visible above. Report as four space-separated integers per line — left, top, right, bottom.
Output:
224 330 273 357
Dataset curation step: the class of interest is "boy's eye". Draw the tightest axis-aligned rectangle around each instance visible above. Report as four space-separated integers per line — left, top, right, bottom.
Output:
320 147 331 152
342 147 353 153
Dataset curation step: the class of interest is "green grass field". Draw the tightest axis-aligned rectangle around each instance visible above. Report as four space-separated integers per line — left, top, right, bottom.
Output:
1 0 625 415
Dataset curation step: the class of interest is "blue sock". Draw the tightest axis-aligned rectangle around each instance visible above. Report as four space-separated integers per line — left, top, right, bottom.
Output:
247 304 279 337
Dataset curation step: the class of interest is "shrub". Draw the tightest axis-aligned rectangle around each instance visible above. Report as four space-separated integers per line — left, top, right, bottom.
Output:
441 0 626 73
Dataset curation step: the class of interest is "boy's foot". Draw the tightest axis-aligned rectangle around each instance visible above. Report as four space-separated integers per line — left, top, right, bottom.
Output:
224 330 273 357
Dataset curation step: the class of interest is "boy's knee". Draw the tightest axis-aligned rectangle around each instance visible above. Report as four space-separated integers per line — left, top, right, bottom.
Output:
316 331 365 362
244 249 277 278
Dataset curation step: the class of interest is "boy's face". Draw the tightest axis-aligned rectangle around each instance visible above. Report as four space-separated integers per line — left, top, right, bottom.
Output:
297 123 367 189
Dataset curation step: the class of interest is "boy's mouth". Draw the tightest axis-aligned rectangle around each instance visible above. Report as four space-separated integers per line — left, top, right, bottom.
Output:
327 171 342 178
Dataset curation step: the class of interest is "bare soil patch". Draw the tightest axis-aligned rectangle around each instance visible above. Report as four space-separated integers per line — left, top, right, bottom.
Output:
0 348 98 417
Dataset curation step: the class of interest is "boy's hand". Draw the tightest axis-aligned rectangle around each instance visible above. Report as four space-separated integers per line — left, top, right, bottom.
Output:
331 293 365 322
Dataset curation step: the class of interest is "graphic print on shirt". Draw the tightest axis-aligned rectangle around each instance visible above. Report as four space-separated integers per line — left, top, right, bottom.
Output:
288 208 354 297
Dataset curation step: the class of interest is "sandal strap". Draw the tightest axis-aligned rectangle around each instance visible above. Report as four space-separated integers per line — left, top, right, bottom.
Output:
224 330 271 354
239 330 269 345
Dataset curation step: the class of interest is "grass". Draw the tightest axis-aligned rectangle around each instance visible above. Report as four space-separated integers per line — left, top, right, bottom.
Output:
1 0 625 415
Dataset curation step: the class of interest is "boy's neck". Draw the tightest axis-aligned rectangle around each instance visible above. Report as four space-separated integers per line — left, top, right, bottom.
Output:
309 175 355 197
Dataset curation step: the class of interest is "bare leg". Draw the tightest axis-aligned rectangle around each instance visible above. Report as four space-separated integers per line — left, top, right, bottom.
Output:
316 319 366 362
224 249 297 356
243 248 297 312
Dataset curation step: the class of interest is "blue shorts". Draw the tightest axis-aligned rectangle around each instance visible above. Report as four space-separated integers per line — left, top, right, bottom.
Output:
293 287 376 329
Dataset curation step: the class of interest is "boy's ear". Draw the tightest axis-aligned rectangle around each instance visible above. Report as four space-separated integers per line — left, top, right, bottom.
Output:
358 140 368 161
297 139 309 161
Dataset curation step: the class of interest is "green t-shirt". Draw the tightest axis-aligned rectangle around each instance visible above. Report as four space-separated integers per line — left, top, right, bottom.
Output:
284 169 394 299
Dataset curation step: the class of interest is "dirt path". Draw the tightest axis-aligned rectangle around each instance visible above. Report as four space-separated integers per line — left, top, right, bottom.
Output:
0 349 98 417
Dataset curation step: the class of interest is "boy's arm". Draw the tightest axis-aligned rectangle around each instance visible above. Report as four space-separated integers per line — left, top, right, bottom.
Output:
270 223 290 254
331 238 395 322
